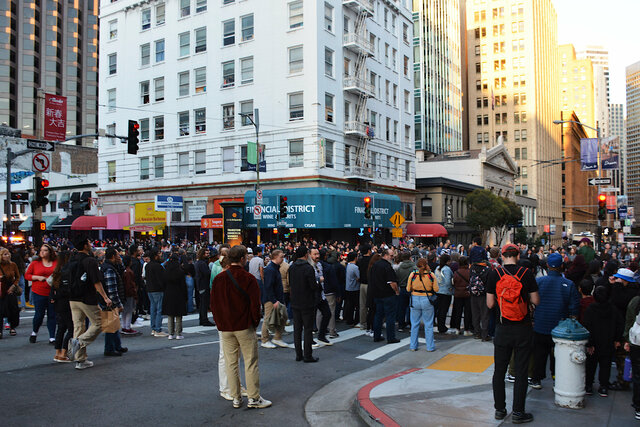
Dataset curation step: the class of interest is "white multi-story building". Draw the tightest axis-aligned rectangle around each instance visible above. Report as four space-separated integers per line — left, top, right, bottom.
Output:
98 0 415 241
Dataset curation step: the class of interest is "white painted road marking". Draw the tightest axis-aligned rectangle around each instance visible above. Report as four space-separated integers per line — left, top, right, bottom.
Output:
171 340 220 350
356 337 412 361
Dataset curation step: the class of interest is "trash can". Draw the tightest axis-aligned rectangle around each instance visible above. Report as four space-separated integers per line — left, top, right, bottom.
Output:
551 318 589 409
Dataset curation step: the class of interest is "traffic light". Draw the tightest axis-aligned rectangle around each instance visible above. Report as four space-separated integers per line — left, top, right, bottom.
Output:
364 196 372 219
32 177 50 209
598 193 607 221
127 120 140 154
11 192 29 202
279 195 288 218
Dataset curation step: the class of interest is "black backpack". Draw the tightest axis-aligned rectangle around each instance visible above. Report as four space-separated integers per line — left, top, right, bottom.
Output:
468 263 491 296
60 254 89 299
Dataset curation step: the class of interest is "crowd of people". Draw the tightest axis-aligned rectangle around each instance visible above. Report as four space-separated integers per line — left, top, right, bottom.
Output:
0 234 639 419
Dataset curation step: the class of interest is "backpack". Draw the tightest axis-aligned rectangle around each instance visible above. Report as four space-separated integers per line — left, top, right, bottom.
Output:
59 254 89 299
495 266 528 322
468 263 490 297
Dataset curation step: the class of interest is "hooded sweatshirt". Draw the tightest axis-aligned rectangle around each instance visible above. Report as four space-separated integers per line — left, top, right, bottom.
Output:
582 300 623 355
396 260 417 289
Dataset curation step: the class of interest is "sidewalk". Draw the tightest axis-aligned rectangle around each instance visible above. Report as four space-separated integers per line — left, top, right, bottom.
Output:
355 338 637 427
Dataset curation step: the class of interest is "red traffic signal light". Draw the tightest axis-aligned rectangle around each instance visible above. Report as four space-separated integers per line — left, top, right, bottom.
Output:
127 120 140 155
598 194 606 203
363 196 372 219
364 197 371 204
40 179 49 188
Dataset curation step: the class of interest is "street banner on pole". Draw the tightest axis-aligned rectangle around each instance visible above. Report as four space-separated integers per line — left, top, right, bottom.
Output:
44 93 67 141
601 136 620 170
618 195 628 219
606 195 616 214
246 141 266 172
580 138 598 171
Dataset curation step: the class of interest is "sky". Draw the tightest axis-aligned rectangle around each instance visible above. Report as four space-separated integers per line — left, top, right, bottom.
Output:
553 0 640 106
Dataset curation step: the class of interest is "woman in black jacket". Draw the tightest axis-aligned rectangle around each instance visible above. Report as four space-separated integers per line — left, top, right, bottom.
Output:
195 248 214 326
50 251 73 362
163 255 187 340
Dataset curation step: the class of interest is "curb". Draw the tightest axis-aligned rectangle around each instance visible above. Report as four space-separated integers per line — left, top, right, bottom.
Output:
355 367 421 427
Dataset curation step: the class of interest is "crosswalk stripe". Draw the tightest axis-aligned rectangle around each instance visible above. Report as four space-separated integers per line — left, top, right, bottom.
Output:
171 340 220 350
356 337 412 361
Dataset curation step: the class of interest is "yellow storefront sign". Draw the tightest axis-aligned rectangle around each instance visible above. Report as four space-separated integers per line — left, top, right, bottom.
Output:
134 202 166 223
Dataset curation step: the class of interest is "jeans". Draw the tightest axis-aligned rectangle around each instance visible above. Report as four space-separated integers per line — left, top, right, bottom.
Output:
32 292 56 339
104 330 123 352
532 332 555 381
492 322 534 413
396 287 410 328
435 294 452 333
631 345 640 409
373 296 397 342
284 292 293 321
410 295 435 351
185 276 195 313
18 276 26 308
148 292 164 332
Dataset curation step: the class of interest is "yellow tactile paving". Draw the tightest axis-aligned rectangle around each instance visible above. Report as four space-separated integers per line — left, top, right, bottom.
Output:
426 354 494 373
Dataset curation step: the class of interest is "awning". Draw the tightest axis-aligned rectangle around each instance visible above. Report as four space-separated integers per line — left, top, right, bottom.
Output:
71 216 107 230
107 212 130 230
18 215 60 231
52 215 79 228
124 223 165 232
405 223 449 238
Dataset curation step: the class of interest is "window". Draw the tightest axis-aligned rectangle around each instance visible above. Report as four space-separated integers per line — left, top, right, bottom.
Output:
289 46 303 73
180 0 190 17
421 198 432 217
109 20 117 40
141 9 151 30
521 111 527 123
155 39 165 62
194 108 206 134
222 104 234 130
403 23 408 43
289 139 303 167
240 57 253 84
194 67 206 93
178 71 189 96
514 148 520 160
107 161 116 183
107 124 116 145
477 133 482 144
521 129 527 141
404 90 410 112
195 27 206 53
195 150 206 174
403 55 409 76
179 32 190 57
222 147 234 173
178 153 190 176
514 130 520 141
521 166 527 178
196 0 207 13
140 157 150 180
289 92 303 120
393 84 397 107
178 111 189 136
140 118 150 141
240 100 253 126
154 116 164 140
156 3 165 25
324 3 333 32
141 43 150 66
107 89 116 111
108 53 117 75
324 139 334 168
521 185 528 196
154 77 164 102
289 1 303 29
324 47 333 77
222 61 235 88
476 115 482 126
325 93 334 122
241 14 254 41
223 19 235 46
154 155 164 178
140 81 149 104
521 147 527 160
344 101 350 122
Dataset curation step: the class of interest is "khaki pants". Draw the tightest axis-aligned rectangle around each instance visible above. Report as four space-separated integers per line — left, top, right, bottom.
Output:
221 327 260 400
69 301 102 362
261 301 284 343
359 284 368 326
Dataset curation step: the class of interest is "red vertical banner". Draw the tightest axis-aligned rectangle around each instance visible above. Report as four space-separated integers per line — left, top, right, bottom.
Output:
606 195 616 213
44 93 67 141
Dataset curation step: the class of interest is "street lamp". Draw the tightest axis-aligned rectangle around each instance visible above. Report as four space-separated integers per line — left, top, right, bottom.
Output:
239 108 261 244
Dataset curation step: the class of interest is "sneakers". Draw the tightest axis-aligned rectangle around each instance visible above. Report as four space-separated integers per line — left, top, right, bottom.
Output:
317 337 333 346
365 330 374 337
271 339 288 348
495 409 507 420
68 338 81 361
463 330 474 337
585 384 593 395
329 332 340 338
512 412 534 424
233 398 242 409
75 360 94 370
175 335 184 340
528 379 542 389
220 391 234 401
598 387 608 397
446 328 458 335
505 374 516 383
168 335 175 340
247 396 272 409
53 356 72 363
635 411 640 420
152 331 169 337
29 334 36 343
261 341 277 349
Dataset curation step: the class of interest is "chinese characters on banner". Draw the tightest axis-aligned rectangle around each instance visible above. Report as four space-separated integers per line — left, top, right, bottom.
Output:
44 93 67 141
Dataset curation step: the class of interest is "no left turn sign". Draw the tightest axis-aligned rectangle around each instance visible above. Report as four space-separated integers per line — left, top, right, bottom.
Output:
253 205 262 220
32 152 51 173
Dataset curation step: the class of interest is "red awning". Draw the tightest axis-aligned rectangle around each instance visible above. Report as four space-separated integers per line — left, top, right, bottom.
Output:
405 223 448 238
71 216 107 230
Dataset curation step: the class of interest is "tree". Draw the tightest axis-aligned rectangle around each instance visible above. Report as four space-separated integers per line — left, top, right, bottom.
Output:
493 197 523 245
466 189 508 245
514 227 528 245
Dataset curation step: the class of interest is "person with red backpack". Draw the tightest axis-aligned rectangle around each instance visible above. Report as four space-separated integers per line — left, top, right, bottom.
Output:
486 244 540 424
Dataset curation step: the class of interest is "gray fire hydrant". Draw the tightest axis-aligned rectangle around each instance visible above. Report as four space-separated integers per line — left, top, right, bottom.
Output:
552 318 590 409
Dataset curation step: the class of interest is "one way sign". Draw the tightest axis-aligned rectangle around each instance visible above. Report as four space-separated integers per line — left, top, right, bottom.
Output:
27 139 56 152
588 177 611 186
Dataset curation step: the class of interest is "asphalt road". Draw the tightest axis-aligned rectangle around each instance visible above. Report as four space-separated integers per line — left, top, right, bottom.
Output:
1 309 456 427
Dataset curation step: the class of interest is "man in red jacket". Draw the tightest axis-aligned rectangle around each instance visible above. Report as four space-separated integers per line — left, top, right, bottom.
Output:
211 245 271 410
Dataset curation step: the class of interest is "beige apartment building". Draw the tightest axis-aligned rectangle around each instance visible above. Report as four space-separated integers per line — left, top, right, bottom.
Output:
559 44 596 137
465 0 561 240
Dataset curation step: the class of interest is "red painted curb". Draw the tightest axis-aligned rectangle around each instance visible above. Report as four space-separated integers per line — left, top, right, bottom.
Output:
357 367 422 427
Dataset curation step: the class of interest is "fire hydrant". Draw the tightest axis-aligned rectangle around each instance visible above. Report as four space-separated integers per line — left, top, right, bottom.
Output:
552 318 590 409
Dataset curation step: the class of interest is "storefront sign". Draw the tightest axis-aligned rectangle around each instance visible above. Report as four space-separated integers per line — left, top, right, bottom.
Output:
134 202 166 223
188 205 206 221
155 195 183 212
222 203 244 246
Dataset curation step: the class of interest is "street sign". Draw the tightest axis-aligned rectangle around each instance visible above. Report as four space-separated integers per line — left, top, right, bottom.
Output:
588 177 611 186
601 187 619 193
614 221 621 229
389 211 405 228
624 226 632 234
391 228 403 238
155 195 183 212
11 192 29 202
31 152 50 172
27 139 55 152
253 205 262 220
256 189 263 204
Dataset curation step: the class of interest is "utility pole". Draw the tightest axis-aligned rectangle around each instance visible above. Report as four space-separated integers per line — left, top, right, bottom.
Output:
5 147 12 238
240 108 261 244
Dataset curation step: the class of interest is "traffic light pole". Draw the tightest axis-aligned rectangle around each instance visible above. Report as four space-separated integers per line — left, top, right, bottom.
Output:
4 146 31 239
240 109 260 244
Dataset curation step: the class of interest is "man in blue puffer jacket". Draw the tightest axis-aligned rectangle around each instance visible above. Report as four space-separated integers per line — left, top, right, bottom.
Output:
529 252 580 389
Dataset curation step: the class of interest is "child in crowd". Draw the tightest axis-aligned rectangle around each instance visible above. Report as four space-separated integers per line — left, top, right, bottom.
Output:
578 279 595 324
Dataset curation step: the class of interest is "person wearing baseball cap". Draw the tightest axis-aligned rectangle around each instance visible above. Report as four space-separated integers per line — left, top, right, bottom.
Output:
486 243 540 423
529 252 580 391
610 267 640 391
